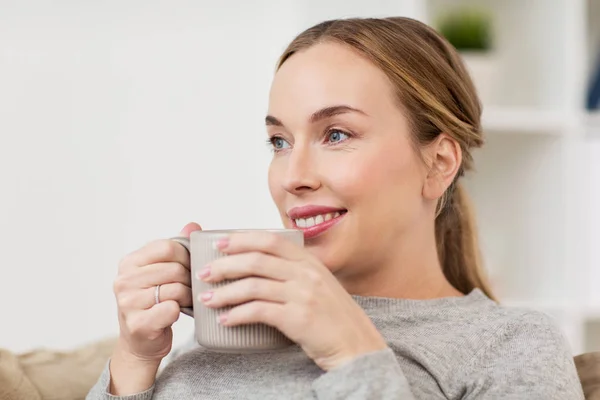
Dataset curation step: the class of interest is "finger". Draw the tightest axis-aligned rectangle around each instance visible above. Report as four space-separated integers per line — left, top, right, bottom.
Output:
153 283 193 309
219 300 285 328
126 300 180 339
202 278 286 309
217 231 304 261
147 300 181 332
129 262 191 288
120 240 190 272
180 222 202 237
118 283 192 311
202 252 294 283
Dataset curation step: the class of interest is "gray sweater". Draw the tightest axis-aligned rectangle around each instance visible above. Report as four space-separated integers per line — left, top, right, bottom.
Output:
87 289 584 399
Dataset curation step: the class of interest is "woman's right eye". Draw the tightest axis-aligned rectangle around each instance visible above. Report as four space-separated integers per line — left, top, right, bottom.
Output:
270 136 291 151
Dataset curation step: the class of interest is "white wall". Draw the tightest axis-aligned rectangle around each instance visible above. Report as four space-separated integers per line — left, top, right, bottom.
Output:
0 0 303 352
0 0 421 353
587 136 600 305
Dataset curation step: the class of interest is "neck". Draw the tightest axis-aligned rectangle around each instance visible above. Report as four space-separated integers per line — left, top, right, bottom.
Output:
338 220 462 300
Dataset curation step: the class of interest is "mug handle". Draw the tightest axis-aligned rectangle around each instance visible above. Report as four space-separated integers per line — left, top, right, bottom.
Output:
170 236 194 318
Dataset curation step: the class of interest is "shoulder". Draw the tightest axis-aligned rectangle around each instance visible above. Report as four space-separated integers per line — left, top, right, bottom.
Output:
453 291 571 355
377 291 581 396
499 307 564 336
372 289 568 348
377 289 571 363
496 307 573 352
445 289 566 336
457 296 575 374
418 290 573 365
457 300 583 397
475 299 568 348
443 295 584 398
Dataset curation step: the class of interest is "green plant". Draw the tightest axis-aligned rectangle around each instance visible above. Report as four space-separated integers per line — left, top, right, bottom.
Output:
437 9 492 52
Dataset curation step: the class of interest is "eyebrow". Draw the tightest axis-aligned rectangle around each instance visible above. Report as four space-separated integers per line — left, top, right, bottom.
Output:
265 105 367 127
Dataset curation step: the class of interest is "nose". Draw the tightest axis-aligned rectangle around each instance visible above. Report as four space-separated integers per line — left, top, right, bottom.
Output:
281 143 321 195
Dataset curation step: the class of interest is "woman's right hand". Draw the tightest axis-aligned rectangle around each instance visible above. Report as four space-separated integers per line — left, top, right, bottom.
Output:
108 222 201 395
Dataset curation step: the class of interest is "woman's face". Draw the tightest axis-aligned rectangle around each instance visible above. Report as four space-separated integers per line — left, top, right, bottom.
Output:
267 42 431 278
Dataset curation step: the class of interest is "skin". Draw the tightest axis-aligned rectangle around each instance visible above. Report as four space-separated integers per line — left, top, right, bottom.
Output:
108 42 464 395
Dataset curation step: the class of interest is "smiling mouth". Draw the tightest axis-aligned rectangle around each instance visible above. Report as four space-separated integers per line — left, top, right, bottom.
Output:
292 210 347 228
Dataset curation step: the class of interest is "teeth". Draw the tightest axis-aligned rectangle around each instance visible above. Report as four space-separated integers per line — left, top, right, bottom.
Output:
294 211 344 228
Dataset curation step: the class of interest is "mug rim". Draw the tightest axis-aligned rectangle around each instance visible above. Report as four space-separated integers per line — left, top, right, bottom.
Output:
191 228 300 235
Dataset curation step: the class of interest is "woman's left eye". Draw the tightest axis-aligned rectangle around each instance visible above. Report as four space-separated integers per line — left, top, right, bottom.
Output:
326 130 350 144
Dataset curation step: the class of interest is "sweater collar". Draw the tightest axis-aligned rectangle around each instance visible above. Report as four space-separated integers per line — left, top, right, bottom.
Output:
351 288 491 314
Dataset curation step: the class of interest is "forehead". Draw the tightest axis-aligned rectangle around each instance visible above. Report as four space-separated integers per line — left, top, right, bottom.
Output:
268 42 396 117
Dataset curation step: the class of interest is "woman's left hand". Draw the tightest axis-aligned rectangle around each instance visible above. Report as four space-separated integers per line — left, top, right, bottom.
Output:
197 231 388 371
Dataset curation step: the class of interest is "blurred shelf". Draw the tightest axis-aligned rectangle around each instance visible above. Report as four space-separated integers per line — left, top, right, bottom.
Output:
423 0 597 354
482 108 571 135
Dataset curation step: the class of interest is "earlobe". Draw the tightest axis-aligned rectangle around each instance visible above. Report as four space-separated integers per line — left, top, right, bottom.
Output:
422 134 462 201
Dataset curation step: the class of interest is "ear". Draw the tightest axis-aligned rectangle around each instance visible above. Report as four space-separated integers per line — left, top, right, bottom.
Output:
422 134 462 201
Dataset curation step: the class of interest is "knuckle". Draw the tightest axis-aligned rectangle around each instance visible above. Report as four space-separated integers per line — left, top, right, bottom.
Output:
153 240 178 261
247 252 264 273
248 302 267 320
118 253 134 272
295 307 313 326
164 300 181 320
298 286 317 305
117 293 134 310
113 275 128 294
304 269 322 285
265 234 281 250
174 283 190 300
174 262 191 281
246 279 262 297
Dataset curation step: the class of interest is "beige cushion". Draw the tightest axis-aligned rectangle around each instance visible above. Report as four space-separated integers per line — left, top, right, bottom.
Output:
576 352 600 400
0 348 41 400
0 337 116 400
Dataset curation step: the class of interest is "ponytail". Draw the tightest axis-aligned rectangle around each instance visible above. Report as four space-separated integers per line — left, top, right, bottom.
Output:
435 182 496 301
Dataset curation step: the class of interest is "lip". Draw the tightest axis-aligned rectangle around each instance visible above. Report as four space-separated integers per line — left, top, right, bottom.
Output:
287 205 346 220
287 205 347 240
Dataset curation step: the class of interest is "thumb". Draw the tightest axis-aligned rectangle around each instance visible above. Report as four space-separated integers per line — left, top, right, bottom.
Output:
179 222 202 238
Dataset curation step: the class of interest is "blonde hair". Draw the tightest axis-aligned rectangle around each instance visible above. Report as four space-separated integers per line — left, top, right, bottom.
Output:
277 17 495 300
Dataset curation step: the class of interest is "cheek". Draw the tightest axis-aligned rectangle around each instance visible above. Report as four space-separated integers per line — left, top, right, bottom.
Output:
333 143 424 206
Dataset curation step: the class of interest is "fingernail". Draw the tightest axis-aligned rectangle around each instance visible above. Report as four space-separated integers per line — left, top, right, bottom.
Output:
200 291 213 302
213 237 229 250
197 266 211 280
217 313 228 324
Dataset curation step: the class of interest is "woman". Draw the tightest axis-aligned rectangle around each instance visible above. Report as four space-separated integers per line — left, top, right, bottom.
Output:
88 17 584 399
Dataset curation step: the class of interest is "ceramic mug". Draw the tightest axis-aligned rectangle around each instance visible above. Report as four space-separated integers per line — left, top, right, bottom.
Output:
171 229 304 353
